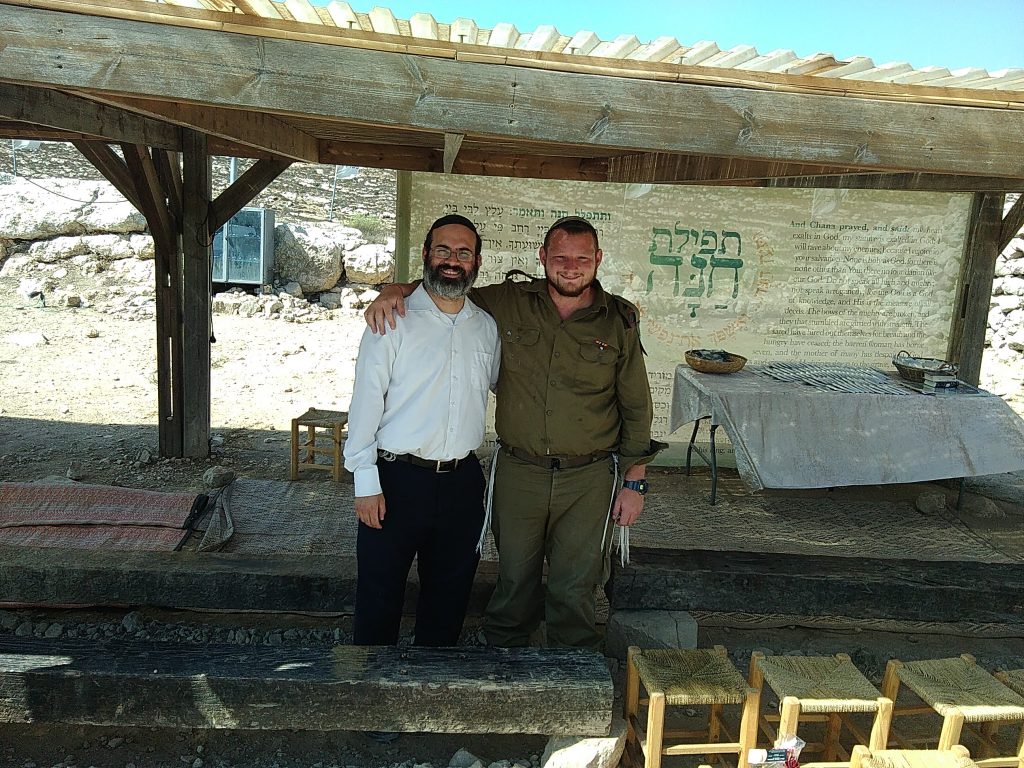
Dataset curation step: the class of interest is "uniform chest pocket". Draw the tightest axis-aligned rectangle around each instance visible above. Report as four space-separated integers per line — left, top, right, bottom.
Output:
501 326 540 371
575 340 618 391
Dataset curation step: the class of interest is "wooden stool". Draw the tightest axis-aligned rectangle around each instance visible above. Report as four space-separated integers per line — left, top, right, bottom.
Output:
991 670 1024 760
881 655 1024 768
845 744 978 768
624 645 761 768
290 407 348 482
748 652 893 765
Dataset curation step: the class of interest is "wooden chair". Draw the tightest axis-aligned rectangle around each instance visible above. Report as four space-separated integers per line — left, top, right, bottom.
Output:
289 407 348 482
624 645 761 768
844 744 978 768
881 655 1024 768
748 652 893 765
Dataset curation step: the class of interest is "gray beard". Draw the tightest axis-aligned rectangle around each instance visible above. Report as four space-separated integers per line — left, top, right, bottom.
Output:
423 260 477 300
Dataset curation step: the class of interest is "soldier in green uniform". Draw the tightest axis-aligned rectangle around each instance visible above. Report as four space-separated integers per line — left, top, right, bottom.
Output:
366 216 662 650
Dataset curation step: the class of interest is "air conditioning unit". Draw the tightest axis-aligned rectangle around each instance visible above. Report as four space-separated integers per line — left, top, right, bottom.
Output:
211 207 275 285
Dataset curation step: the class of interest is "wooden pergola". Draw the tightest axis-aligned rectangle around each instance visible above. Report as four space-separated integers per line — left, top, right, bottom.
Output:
1 0 1022 457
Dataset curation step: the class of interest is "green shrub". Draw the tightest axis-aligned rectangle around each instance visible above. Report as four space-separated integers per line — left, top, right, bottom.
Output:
344 213 390 243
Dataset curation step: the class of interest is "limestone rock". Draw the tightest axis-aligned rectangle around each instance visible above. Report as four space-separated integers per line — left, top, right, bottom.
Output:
540 715 626 768
203 466 236 488
449 748 484 768
274 222 353 293
604 610 698 661
345 242 394 284
0 178 145 239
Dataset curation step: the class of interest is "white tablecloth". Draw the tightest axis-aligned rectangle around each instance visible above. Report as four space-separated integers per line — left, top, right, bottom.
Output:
670 364 1024 490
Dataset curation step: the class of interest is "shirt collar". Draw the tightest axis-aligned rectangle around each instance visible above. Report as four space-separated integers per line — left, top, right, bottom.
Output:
410 283 479 321
525 275 610 316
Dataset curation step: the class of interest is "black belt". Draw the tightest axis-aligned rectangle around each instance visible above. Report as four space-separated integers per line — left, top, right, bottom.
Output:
378 450 473 473
502 445 610 470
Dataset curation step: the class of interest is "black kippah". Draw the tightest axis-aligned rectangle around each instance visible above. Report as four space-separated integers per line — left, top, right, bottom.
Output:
428 214 478 233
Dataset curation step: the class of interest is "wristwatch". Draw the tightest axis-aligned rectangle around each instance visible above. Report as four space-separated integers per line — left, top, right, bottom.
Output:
622 479 649 496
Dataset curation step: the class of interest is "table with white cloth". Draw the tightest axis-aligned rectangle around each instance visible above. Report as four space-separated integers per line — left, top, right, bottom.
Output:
670 363 1024 502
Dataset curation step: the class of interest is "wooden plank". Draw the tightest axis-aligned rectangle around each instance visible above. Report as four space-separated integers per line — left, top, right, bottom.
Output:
319 141 609 180
80 95 319 163
607 152 865 184
949 193 1004 385
0 545 497 615
607 547 1024 624
121 143 184 457
0 120 105 142
152 148 183 227
769 172 1024 193
1000 195 1024 251
181 129 212 459
0 637 612 735
443 132 463 174
1 6 1023 178
208 157 291 233
70 139 143 211
0 82 181 149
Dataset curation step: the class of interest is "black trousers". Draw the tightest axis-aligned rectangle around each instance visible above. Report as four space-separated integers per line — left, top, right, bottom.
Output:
353 454 485 647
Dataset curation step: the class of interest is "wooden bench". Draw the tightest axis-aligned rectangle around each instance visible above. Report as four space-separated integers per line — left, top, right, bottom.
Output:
0 637 612 736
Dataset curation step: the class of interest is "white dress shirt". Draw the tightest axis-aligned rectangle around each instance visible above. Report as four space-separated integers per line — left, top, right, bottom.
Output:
344 285 501 497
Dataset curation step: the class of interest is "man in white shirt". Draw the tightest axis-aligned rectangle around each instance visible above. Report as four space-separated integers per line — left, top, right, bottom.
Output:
344 214 500 648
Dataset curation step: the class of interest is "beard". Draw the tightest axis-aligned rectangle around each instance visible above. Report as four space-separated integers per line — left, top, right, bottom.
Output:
422 258 478 300
546 270 595 298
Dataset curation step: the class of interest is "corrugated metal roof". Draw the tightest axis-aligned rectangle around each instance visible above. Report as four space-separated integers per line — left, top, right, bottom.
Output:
167 0 1023 94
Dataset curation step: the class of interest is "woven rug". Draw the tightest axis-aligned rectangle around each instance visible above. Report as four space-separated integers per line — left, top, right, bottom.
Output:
200 478 499 560
0 482 198 550
635 489 1018 564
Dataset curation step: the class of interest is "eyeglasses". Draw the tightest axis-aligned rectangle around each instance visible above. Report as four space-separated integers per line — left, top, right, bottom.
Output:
429 245 475 263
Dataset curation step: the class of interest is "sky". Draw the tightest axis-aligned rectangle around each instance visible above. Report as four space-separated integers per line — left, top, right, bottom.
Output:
340 0 1023 72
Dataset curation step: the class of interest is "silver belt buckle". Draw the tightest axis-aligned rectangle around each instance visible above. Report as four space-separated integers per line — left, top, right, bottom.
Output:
436 458 453 473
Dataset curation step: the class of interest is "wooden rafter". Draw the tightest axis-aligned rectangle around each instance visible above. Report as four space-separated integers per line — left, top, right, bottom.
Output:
768 173 1024 193
69 140 144 210
607 153 866 184
0 82 180 149
208 157 292 234
1000 196 1024 251
1 5 1022 179
81 94 319 162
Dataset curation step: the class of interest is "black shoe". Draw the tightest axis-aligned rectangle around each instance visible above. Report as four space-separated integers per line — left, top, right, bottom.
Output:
364 730 399 744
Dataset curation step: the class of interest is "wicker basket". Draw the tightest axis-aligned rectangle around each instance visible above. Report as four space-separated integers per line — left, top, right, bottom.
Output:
685 349 747 374
892 350 958 383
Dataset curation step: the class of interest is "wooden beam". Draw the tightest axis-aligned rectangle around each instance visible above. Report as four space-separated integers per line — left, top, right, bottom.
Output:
768 172 1024 193
79 94 318 162
0 120 105 142
0 82 180 149
443 132 463 174
0 545 498 615
607 152 864 184
70 140 143 211
181 129 211 459
999 195 1024 251
2 5 1023 178
121 143 184 457
607 547 1024 624
319 141 609 181
950 193 1004 386
208 157 291 234
152 148 183 227
0 638 612 736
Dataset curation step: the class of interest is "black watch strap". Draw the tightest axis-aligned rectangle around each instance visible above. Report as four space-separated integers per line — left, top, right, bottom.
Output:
623 479 649 495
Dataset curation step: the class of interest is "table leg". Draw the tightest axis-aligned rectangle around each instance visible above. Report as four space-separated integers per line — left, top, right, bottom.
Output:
957 477 966 511
686 420 701 476
709 424 718 506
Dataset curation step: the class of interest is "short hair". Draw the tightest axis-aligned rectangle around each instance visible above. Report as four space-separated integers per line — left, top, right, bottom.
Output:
423 214 482 255
543 215 600 251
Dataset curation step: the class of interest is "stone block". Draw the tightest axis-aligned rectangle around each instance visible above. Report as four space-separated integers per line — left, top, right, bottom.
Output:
604 609 697 661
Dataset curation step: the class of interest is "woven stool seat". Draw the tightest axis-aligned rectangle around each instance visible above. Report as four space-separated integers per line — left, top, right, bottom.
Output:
290 407 348 482
994 670 1024 698
882 655 1024 768
749 653 892 764
625 646 760 768
894 658 1024 723
758 655 884 714
633 648 749 706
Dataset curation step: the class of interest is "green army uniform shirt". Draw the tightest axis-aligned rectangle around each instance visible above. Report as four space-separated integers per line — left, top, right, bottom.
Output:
469 276 658 470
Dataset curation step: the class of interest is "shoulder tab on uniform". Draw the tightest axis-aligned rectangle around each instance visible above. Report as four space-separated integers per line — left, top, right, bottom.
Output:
504 269 533 282
612 295 640 331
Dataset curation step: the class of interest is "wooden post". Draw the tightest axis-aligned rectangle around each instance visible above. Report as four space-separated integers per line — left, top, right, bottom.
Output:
181 129 212 458
948 192 1004 386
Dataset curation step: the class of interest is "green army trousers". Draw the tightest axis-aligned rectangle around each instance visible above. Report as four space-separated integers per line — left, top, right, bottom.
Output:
483 452 617 650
